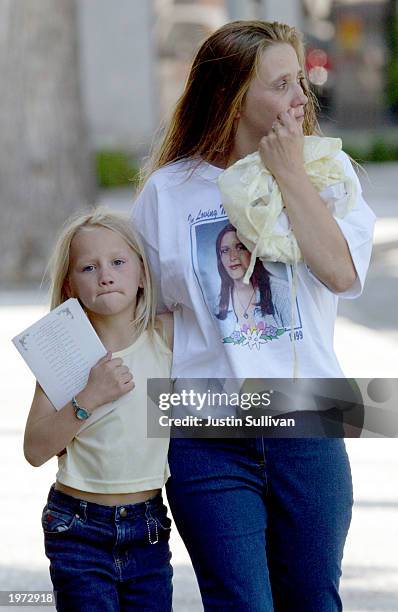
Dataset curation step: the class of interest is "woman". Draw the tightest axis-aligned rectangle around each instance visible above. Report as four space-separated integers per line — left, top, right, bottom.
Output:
215 223 290 343
132 20 375 611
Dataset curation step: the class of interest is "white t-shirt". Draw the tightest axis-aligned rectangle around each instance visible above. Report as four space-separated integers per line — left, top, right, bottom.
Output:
131 153 375 380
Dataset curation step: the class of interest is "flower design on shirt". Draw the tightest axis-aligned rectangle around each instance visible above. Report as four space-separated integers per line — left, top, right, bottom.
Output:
222 322 285 349
263 324 278 338
231 330 242 342
241 328 266 350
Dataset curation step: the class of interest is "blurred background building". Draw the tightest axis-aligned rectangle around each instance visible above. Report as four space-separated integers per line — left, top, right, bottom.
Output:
79 0 398 152
1 0 397 284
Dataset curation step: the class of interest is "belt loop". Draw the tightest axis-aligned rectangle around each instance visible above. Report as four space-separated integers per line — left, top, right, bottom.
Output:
145 502 159 545
79 500 87 522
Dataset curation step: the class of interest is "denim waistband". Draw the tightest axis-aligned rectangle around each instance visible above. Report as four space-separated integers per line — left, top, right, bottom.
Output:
47 484 163 522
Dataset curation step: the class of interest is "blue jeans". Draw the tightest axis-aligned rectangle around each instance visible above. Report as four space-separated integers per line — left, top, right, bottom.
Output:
42 486 173 611
166 438 353 611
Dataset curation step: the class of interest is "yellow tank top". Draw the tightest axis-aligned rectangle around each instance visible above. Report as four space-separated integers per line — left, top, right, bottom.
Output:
56 330 171 493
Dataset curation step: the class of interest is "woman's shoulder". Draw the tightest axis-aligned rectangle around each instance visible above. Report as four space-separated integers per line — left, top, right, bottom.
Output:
133 161 193 213
143 159 197 190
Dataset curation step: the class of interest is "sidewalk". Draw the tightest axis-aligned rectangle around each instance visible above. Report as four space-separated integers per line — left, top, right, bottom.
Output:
1 162 397 611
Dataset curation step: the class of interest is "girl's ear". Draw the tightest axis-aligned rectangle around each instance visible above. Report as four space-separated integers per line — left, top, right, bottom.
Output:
138 260 145 289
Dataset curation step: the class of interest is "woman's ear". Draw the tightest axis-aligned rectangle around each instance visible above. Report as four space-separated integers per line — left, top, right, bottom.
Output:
234 101 242 120
64 279 73 298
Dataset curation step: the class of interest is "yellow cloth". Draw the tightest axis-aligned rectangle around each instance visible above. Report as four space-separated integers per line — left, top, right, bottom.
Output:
218 136 357 283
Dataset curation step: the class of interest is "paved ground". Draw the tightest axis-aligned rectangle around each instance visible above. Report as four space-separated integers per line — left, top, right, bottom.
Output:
0 162 397 610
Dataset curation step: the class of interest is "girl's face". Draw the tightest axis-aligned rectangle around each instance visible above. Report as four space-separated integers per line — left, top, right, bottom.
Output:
219 231 250 282
236 43 308 143
66 226 143 319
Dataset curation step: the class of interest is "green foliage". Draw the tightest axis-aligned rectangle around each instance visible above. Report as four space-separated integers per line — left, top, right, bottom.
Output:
386 0 398 109
343 138 398 162
95 150 140 188
387 58 398 109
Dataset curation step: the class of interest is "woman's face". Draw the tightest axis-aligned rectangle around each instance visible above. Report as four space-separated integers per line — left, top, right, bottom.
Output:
236 43 308 144
219 231 251 281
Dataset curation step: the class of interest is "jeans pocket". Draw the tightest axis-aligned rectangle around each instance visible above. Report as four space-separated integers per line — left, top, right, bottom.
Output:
145 504 172 545
152 501 172 531
41 504 78 536
155 511 172 532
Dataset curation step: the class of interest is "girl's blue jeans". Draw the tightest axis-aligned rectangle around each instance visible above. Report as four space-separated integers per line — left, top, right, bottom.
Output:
42 485 173 611
166 437 353 611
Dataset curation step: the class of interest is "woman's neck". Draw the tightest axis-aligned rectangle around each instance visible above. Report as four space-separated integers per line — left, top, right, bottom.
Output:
89 310 140 353
232 283 256 328
230 125 261 164
208 126 261 169
233 279 254 294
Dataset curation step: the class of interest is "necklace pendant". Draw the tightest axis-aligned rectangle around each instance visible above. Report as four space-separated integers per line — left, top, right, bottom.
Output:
243 313 248 319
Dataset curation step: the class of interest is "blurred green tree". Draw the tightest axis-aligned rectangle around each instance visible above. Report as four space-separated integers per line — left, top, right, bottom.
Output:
0 0 95 284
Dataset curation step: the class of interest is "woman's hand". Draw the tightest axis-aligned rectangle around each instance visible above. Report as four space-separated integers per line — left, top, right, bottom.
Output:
258 108 305 180
257 111 357 293
82 352 135 410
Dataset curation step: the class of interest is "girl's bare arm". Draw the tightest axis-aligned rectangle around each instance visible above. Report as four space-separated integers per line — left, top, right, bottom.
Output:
24 353 134 467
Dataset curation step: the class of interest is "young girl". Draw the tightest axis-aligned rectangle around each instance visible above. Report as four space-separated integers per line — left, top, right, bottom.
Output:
24 208 173 612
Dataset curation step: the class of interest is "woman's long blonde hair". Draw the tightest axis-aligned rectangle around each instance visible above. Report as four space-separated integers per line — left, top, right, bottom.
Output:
47 207 156 338
141 20 319 185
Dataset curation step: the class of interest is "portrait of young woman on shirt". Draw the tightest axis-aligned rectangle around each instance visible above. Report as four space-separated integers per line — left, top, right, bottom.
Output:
215 223 290 342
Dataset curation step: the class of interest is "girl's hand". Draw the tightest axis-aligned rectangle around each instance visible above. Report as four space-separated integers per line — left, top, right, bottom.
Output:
24 354 134 467
82 352 135 409
258 108 305 180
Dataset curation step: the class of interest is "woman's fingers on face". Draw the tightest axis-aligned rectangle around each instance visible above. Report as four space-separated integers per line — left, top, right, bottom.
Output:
278 110 291 124
277 109 302 134
271 121 280 133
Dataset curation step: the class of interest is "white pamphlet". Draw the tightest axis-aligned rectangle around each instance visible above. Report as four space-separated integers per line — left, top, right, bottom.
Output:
12 298 113 429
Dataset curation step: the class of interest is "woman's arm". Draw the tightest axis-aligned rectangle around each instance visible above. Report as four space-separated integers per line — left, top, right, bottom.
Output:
259 109 357 293
24 353 134 467
272 169 356 293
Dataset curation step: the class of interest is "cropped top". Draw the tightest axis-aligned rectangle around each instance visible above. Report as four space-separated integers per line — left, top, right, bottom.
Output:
56 330 172 493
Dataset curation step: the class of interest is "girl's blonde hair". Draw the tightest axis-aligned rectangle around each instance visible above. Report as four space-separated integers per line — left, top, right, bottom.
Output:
141 20 320 185
48 207 156 338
